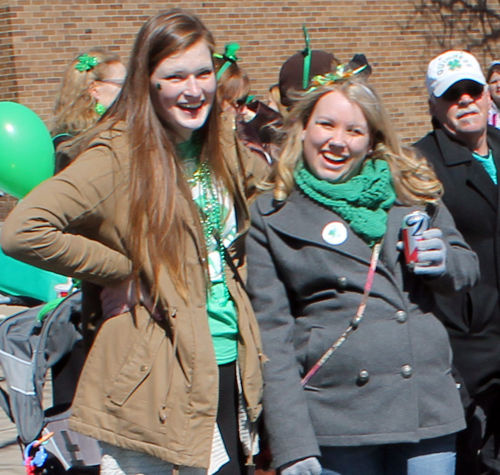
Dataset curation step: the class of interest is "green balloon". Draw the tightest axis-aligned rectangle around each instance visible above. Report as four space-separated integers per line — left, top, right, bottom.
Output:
0 101 55 199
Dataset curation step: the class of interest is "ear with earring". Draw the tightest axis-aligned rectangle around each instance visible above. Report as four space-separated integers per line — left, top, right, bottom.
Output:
95 102 106 115
156 83 162 90
366 149 375 159
89 81 106 115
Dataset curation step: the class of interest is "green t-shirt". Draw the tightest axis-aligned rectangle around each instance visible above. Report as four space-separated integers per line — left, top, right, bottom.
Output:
183 155 239 365
472 149 498 185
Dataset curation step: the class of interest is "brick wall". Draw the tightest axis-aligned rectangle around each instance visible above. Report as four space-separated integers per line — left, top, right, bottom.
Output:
0 194 17 221
0 2 18 103
1 0 500 219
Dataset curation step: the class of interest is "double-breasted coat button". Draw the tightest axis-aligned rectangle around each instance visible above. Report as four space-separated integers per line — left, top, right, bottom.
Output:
140 365 149 373
401 364 412 378
337 276 348 289
357 369 370 386
395 310 407 323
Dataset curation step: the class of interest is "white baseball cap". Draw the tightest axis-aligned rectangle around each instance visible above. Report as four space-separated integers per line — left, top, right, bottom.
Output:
426 50 486 97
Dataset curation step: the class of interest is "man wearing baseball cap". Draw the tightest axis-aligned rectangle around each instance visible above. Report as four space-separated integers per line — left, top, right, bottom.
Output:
415 50 500 475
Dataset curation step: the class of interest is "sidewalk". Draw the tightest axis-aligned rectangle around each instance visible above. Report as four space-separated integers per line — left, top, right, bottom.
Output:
0 303 49 475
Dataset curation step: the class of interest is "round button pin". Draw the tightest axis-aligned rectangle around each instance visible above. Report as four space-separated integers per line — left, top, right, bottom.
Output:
322 222 348 245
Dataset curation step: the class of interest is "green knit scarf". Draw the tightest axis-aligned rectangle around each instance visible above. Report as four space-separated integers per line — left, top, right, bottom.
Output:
294 159 396 247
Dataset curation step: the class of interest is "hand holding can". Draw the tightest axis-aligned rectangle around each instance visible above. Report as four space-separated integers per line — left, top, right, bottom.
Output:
402 211 430 268
412 228 447 276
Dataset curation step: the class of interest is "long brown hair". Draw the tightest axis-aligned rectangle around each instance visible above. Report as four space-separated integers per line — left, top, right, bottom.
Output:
51 48 122 137
68 10 234 298
274 80 443 205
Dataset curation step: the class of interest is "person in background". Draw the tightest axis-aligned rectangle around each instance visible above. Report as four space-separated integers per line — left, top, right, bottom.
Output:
487 60 500 128
1 9 264 475
214 43 252 114
415 50 500 475
267 84 287 116
247 71 478 475
215 43 277 167
51 47 126 171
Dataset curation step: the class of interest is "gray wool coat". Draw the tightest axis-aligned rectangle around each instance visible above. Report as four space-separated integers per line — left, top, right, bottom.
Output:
246 189 478 469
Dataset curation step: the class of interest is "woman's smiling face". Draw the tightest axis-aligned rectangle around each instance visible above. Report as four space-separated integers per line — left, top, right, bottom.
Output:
150 40 216 142
302 90 371 183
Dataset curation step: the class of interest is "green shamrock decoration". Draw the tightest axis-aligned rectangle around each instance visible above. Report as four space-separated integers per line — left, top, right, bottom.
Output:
447 59 461 71
75 54 99 72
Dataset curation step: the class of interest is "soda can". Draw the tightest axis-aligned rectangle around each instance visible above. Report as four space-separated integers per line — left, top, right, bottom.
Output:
402 210 430 268
54 278 73 299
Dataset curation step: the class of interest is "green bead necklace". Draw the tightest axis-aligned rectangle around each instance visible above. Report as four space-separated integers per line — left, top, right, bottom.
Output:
193 161 230 303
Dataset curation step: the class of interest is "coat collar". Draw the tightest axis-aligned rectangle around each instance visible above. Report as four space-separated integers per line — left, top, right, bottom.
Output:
261 189 414 276
433 127 498 209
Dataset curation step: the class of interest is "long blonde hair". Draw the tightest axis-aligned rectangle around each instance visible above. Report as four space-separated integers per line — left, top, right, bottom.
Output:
51 48 122 137
274 80 443 205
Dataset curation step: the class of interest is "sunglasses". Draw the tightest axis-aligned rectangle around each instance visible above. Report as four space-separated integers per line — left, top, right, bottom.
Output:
441 81 484 102
235 94 255 107
98 78 125 86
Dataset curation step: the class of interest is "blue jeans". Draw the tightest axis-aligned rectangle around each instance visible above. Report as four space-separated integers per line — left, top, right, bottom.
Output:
320 434 456 475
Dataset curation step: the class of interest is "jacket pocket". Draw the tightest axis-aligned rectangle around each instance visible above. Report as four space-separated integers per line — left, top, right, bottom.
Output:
107 307 166 407
303 325 327 387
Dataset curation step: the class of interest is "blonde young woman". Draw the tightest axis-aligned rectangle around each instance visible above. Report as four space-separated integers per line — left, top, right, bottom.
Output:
246 75 478 475
2 10 264 475
52 47 126 137
51 47 126 171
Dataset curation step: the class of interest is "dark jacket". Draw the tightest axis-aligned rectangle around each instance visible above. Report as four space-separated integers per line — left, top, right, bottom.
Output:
246 189 477 468
415 126 500 396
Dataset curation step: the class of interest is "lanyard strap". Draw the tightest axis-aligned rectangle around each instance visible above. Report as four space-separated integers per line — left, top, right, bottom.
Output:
301 242 382 387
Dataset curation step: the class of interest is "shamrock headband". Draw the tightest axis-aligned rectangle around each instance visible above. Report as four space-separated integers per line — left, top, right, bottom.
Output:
307 63 368 91
214 43 240 80
75 54 99 72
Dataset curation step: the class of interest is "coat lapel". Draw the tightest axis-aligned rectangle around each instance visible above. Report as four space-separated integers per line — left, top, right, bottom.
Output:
264 190 414 288
266 190 376 266
436 129 497 210
380 205 410 272
466 159 497 210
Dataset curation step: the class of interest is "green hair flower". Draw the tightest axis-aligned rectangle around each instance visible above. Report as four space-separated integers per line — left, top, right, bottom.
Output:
75 54 99 72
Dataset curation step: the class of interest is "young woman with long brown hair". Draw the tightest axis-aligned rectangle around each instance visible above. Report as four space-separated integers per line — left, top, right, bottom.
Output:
2 9 264 475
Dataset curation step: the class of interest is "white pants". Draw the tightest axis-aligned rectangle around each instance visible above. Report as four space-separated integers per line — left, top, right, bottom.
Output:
100 442 206 475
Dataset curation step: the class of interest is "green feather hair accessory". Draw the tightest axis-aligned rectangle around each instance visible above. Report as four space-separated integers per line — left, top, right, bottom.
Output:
75 54 99 72
302 25 311 90
214 43 241 80
308 63 368 91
